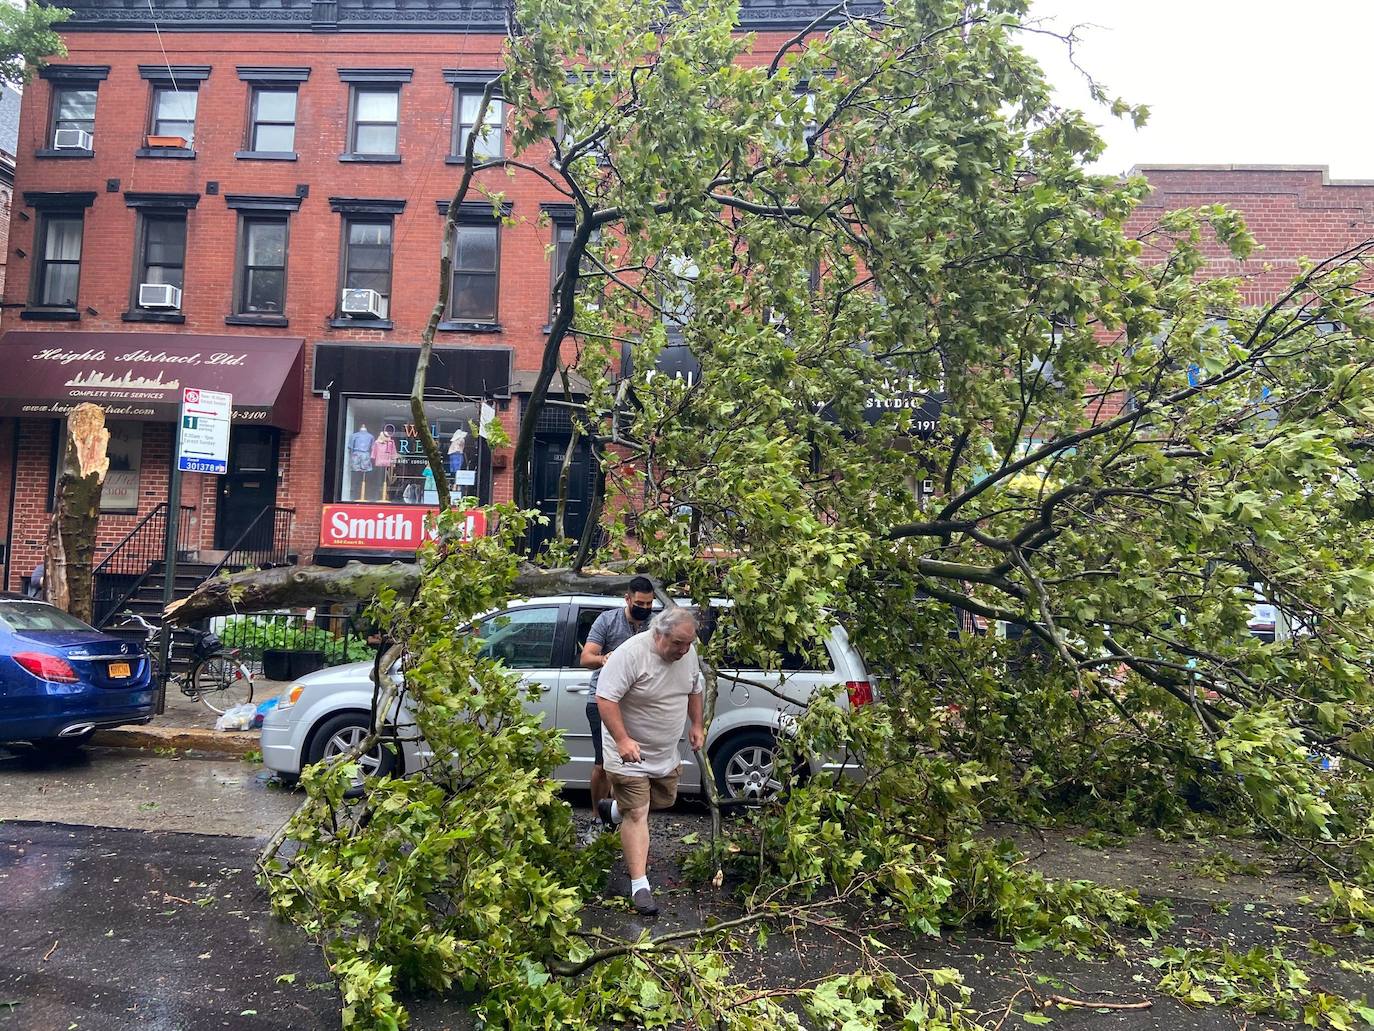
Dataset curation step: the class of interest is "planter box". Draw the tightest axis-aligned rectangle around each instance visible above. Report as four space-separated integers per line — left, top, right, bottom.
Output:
261 648 326 682
145 134 189 148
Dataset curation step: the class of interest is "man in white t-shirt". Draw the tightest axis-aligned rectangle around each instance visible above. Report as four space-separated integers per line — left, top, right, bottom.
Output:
596 606 704 916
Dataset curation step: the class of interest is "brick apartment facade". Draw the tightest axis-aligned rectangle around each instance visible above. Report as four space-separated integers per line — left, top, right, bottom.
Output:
0 0 855 595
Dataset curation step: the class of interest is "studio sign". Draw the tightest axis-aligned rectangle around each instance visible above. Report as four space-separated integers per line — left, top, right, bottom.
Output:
863 378 945 436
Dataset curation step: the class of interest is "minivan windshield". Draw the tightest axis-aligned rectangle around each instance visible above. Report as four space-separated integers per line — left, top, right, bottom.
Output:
0 601 97 633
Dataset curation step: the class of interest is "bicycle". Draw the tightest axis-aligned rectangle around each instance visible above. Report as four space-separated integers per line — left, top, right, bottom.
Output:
115 611 255 714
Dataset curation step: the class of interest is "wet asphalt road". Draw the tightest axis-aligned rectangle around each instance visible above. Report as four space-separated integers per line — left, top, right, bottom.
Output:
5 744 1373 1031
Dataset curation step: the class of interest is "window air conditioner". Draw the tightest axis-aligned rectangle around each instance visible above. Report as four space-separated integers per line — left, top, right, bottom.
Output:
139 283 182 309
341 288 384 319
52 128 93 150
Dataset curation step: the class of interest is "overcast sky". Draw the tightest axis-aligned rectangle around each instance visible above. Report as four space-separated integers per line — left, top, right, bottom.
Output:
1017 1 1371 180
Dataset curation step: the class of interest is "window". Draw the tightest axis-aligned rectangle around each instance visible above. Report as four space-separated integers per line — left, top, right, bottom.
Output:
549 219 599 319
248 87 297 152
449 222 499 323
138 66 209 155
453 87 503 159
337 397 486 505
350 88 398 156
238 218 288 315
151 86 198 144
51 87 96 146
37 65 108 155
661 254 698 336
340 218 393 318
475 606 560 669
34 214 83 308
136 213 187 293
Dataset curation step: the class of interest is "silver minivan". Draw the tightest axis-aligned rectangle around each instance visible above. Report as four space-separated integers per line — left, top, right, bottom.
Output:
259 595 875 799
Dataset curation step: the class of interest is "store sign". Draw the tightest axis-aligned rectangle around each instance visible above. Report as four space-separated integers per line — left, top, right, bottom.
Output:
177 387 232 475
319 504 487 551
863 381 945 437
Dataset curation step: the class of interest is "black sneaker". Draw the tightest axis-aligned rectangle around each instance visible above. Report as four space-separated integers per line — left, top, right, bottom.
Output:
631 887 659 916
596 798 619 828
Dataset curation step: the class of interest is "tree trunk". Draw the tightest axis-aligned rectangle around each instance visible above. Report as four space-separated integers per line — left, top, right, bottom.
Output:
164 559 649 624
45 404 110 623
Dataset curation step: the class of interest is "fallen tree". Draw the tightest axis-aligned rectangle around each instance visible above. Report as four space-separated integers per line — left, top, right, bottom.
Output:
246 1 1374 1027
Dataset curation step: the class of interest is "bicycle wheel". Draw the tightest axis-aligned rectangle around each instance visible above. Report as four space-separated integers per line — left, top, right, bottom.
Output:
193 655 254 714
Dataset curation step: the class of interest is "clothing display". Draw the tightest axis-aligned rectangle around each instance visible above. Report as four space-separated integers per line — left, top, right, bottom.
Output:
348 427 375 473
422 465 439 506
371 431 398 468
447 430 468 476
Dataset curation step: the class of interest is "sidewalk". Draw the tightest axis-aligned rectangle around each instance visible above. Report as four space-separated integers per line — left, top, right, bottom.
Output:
91 675 296 757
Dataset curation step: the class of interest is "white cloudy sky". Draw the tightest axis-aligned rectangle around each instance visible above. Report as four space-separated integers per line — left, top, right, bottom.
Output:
1017 1 1371 179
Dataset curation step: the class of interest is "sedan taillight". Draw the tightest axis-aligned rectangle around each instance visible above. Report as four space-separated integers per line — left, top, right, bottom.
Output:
845 680 874 707
14 651 80 683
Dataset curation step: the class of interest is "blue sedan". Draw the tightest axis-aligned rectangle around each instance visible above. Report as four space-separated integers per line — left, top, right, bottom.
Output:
0 595 155 751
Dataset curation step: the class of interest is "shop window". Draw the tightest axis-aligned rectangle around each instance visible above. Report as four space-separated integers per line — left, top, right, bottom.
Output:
337 397 488 506
452 85 503 159
150 85 198 145
101 422 143 512
348 87 399 157
33 213 84 309
248 86 297 153
448 222 499 323
339 218 393 320
236 217 288 316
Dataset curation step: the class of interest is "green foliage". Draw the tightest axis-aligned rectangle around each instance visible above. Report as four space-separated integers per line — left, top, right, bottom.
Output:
219 616 372 666
1151 944 1374 1028
0 3 68 83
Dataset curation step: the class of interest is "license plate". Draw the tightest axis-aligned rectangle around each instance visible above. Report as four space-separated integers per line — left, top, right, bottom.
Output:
108 662 131 679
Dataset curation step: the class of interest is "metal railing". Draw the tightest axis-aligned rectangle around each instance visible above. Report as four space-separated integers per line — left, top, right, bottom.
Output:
215 609 369 678
211 505 295 578
92 503 197 627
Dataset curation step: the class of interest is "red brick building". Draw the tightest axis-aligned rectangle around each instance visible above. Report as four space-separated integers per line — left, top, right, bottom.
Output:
0 0 854 604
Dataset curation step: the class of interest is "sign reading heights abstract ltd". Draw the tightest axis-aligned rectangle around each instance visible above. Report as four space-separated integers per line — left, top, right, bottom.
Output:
318 504 487 551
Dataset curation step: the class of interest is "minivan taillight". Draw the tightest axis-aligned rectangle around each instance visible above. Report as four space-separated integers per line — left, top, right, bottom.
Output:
846 680 874 707
14 651 80 683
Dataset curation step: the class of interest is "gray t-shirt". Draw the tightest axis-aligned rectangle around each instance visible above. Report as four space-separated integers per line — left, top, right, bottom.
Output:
597 631 701 778
586 606 648 696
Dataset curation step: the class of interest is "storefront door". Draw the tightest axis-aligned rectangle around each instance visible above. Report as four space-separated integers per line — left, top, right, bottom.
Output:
215 426 280 552
530 435 591 553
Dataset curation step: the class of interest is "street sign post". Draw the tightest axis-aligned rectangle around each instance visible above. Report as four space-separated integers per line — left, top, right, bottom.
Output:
158 388 233 712
177 387 232 474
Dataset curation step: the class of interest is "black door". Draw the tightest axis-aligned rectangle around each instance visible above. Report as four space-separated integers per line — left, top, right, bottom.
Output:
215 426 280 555
529 435 591 554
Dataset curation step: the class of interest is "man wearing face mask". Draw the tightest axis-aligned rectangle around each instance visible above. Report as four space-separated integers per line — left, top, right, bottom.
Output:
581 576 656 821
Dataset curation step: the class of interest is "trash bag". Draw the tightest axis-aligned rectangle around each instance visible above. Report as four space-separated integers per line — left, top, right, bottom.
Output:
215 703 259 732
251 696 281 729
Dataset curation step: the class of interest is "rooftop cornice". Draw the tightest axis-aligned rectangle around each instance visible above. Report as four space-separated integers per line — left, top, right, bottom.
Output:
41 0 884 34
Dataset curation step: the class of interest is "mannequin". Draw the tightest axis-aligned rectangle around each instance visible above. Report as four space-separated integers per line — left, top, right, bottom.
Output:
371 429 398 501
348 423 375 501
447 428 468 477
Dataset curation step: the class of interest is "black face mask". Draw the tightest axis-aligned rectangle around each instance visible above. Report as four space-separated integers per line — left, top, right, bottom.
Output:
628 604 653 622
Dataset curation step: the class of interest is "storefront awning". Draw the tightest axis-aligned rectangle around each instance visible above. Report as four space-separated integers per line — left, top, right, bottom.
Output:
0 331 305 431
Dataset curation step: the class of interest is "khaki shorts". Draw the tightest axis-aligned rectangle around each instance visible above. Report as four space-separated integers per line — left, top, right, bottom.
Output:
608 766 681 812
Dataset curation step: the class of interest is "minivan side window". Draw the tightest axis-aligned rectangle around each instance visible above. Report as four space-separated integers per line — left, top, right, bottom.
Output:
573 606 610 663
712 612 831 672
475 606 559 669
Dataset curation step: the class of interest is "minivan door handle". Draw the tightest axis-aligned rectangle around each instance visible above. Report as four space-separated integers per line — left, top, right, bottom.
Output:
566 686 591 696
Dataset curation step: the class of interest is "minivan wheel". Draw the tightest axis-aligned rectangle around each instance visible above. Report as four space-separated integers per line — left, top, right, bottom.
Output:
710 729 797 802
306 712 398 795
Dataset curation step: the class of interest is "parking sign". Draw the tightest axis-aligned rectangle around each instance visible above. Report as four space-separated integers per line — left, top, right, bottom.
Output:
177 387 232 474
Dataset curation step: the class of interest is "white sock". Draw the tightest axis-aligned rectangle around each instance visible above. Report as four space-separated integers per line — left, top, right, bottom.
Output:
609 800 621 823
630 876 651 894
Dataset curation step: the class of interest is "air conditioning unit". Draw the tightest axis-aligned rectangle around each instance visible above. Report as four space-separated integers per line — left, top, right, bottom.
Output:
139 283 182 309
341 288 384 319
52 128 92 151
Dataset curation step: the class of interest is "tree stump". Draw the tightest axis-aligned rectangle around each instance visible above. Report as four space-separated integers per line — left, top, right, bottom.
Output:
45 403 110 623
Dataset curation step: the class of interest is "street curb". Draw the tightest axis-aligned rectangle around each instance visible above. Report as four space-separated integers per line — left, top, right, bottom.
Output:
91 724 260 757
